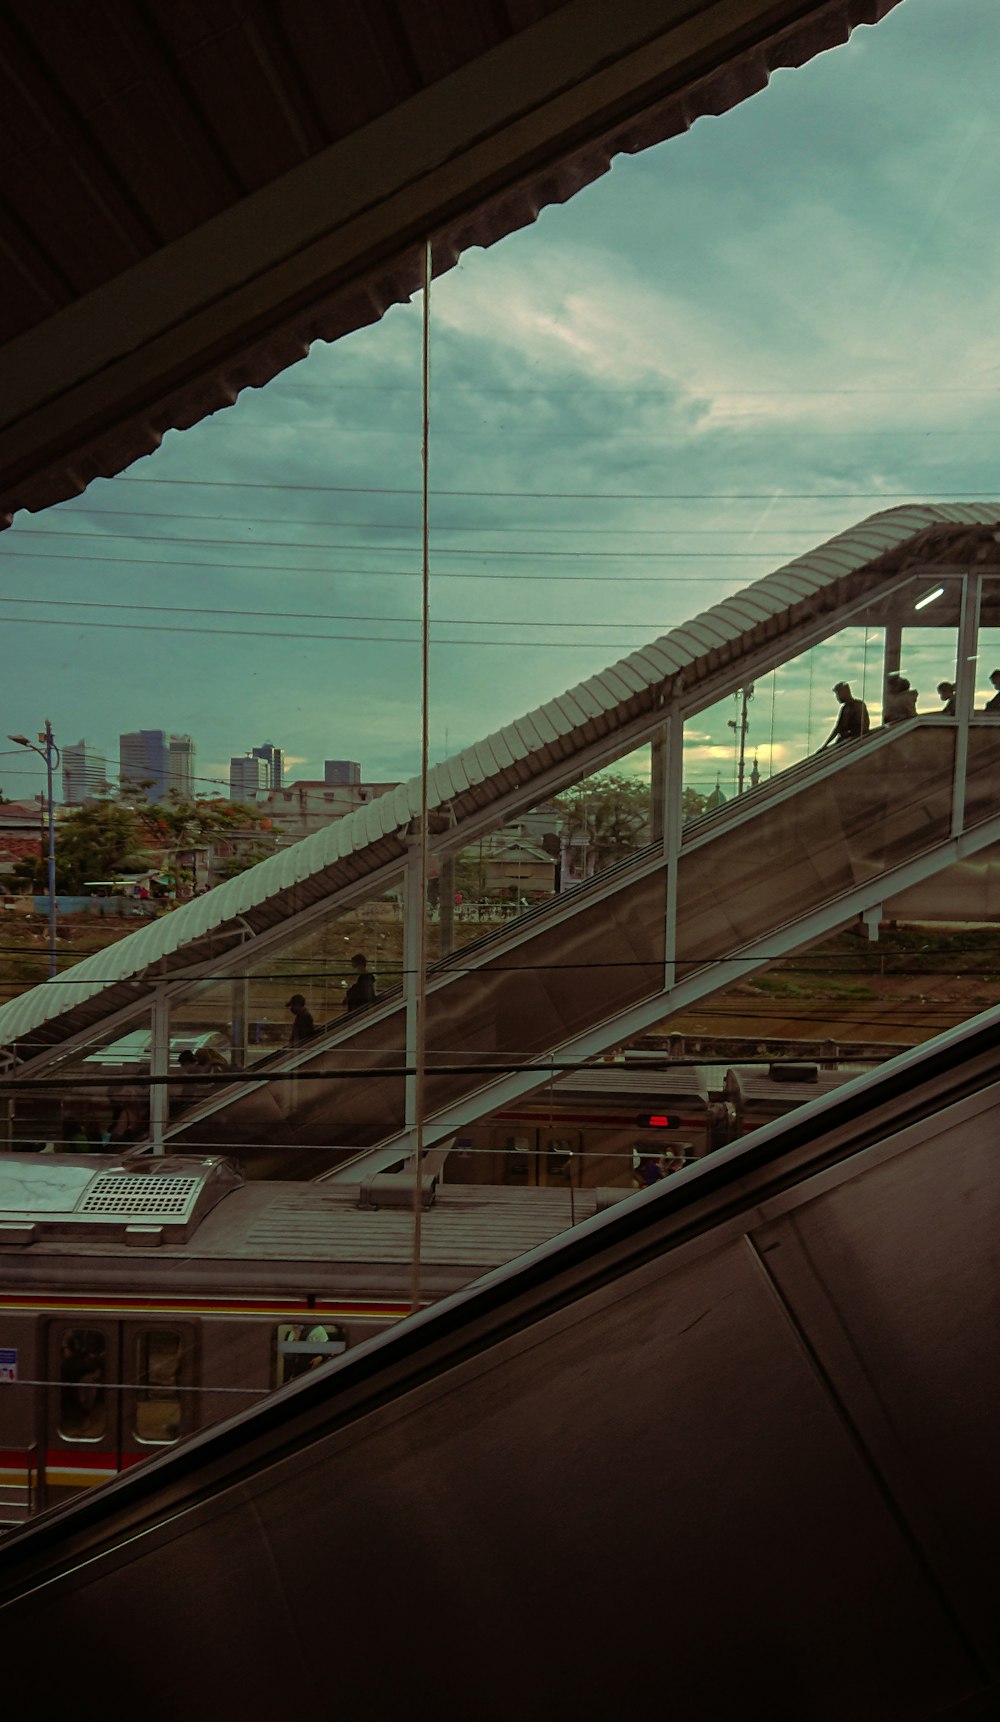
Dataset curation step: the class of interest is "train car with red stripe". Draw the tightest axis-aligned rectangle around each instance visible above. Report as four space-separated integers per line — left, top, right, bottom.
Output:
0 1151 620 1528
447 1066 732 1189
446 1062 871 1190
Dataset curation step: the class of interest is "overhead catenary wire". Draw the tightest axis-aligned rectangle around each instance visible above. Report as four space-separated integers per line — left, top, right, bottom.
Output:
0 596 694 629
0 546 798 582
0 614 682 649
40 505 864 536
5 526 806 557
105 476 1000 499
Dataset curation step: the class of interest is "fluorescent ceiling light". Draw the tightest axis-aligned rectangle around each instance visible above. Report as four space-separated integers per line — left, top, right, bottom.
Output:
914 586 945 611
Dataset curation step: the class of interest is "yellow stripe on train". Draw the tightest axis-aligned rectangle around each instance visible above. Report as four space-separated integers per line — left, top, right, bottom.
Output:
44 1469 116 1488
0 1297 409 1321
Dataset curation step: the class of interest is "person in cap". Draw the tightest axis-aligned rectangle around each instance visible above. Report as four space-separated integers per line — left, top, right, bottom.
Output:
820 681 870 749
287 993 316 1044
985 669 1000 713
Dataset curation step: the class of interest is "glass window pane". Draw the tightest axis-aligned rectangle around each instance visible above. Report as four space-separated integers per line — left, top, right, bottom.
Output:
275 1323 347 1387
133 1329 183 1445
677 727 956 975
58 1328 107 1441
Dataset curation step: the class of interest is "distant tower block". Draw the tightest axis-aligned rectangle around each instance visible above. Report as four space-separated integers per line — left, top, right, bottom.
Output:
62 740 108 805
252 742 283 790
167 734 195 800
120 729 168 800
230 755 267 802
118 730 195 801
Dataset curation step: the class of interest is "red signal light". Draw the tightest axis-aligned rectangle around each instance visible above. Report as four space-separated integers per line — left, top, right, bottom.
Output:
635 1113 678 1129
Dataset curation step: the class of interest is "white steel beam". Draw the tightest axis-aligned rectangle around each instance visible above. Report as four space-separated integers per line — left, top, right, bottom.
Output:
402 840 423 1147
952 574 981 838
149 989 169 1157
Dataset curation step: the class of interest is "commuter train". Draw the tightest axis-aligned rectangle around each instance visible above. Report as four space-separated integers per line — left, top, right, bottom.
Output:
0 1059 872 1526
0 1150 626 1528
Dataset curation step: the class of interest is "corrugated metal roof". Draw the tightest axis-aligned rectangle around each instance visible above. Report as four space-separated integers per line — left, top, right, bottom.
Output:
238 1183 601 1266
2 500 997 1058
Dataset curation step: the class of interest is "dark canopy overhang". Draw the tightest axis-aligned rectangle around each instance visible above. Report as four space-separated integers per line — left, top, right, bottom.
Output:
0 0 899 525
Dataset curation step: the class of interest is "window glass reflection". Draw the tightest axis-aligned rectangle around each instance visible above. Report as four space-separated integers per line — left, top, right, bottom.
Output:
58 1328 107 1441
275 1322 347 1387
134 1329 183 1445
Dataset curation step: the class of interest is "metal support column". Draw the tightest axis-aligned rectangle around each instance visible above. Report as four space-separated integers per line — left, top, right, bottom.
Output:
230 976 250 1071
650 728 666 844
952 573 981 838
150 990 169 1156
883 617 903 719
663 713 683 992
402 838 423 1146
439 851 455 958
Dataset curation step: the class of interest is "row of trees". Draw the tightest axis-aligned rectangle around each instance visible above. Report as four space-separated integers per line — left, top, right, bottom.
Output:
13 794 268 896
12 772 713 899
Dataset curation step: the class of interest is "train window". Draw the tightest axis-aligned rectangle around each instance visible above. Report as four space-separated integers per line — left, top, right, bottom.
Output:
133 1329 183 1445
58 1328 107 1441
275 1322 347 1387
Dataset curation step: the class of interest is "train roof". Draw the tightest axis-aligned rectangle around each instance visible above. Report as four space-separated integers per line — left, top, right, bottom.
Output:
553 1067 712 1102
0 1152 613 1270
724 1064 870 1106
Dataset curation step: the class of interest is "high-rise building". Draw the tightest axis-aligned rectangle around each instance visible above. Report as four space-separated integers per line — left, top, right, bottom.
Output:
230 755 267 802
252 741 283 790
62 739 108 805
167 734 195 800
119 731 195 800
324 760 360 786
120 730 168 799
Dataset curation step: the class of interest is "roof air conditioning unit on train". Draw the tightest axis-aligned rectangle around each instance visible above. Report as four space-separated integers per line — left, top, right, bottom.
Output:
357 1172 437 1211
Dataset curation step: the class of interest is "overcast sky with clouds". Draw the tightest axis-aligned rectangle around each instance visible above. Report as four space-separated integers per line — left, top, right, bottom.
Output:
2 0 999 807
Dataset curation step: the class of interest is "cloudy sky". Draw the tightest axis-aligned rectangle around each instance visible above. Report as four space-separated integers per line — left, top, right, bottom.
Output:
2 0 999 807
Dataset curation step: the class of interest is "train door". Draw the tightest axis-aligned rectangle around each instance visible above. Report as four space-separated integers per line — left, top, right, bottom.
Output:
41 1320 198 1511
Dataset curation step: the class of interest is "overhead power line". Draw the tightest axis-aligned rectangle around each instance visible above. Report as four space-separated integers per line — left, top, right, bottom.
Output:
0 595 681 630
0 613 665 649
49 505 826 538
105 477 999 501
6 527 790 559
0 548 772 584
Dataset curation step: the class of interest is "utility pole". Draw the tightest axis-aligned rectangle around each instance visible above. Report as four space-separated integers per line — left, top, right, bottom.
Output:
727 685 754 795
9 721 60 978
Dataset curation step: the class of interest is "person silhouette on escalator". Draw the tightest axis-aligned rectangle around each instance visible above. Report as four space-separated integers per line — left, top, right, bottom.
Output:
883 674 918 724
820 682 870 750
344 953 377 1013
286 994 316 1044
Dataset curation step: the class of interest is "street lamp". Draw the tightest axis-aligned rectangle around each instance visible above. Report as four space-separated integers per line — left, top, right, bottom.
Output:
8 722 60 979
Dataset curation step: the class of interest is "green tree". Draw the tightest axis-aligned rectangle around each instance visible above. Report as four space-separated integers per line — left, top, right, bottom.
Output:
13 799 150 893
555 771 652 866
683 786 709 820
131 794 264 897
